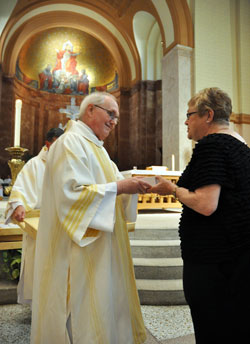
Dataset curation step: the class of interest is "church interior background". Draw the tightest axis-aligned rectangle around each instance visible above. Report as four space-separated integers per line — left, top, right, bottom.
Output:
0 0 249 179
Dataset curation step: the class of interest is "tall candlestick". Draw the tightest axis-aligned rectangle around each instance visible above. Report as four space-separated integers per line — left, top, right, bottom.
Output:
171 154 175 171
14 99 22 147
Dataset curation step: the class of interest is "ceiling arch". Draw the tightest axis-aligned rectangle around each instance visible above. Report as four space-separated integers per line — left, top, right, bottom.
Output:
0 4 139 87
133 11 162 81
125 0 193 56
165 0 193 52
0 0 194 85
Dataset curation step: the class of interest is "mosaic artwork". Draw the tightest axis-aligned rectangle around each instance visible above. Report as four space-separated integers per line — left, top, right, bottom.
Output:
16 28 118 95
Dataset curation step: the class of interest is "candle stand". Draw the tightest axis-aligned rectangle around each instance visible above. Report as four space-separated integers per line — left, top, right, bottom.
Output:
4 146 28 196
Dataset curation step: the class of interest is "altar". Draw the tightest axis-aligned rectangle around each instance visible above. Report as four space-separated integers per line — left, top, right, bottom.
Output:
122 167 182 211
0 200 23 250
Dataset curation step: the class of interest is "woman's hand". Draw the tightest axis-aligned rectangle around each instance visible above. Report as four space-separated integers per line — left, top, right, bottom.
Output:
148 176 176 195
148 176 221 216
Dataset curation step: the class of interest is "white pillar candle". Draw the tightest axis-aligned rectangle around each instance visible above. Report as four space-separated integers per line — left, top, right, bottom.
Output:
14 99 22 147
171 154 175 171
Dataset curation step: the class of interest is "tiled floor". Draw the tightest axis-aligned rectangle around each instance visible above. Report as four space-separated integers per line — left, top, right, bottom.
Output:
0 303 194 343
142 305 194 341
0 304 31 344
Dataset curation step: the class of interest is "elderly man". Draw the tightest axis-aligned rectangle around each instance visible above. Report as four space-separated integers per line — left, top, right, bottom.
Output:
31 92 149 344
5 127 64 304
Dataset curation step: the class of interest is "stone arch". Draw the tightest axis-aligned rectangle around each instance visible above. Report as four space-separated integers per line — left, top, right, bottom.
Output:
1 0 193 85
1 9 138 89
149 0 193 54
165 0 194 50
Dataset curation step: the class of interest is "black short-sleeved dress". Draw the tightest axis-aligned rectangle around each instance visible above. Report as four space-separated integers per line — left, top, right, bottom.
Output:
177 133 250 343
177 133 250 264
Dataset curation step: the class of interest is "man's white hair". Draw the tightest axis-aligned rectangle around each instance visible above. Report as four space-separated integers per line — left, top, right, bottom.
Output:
79 92 117 119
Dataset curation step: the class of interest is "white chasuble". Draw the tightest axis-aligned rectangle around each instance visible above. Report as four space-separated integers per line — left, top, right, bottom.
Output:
31 120 146 344
5 146 47 304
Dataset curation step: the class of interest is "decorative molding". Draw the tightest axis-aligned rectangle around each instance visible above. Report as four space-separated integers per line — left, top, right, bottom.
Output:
164 44 193 60
230 113 250 124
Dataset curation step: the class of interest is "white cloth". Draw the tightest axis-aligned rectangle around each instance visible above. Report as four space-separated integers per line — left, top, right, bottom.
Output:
31 120 146 344
5 146 48 304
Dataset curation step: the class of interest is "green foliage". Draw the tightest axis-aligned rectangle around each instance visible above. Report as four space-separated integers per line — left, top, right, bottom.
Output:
0 249 22 280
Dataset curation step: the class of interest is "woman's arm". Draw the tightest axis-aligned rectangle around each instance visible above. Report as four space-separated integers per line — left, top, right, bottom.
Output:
149 176 221 216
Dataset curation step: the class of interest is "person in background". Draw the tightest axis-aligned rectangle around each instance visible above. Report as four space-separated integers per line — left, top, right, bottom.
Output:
5 127 64 304
31 92 150 344
3 175 11 185
149 87 250 344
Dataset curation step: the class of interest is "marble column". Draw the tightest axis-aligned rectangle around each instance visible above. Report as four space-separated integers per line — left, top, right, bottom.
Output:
162 44 193 171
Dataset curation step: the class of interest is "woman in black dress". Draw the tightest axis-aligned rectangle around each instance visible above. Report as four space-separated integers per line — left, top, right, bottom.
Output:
149 87 250 344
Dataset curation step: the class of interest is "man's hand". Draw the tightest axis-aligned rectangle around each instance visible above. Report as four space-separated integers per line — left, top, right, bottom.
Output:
12 205 26 222
117 177 151 195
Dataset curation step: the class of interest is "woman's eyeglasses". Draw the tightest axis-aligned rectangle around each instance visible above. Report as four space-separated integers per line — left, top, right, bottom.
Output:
186 111 198 120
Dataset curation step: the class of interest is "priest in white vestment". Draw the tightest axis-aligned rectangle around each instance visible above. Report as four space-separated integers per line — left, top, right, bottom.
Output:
31 92 150 344
5 128 64 304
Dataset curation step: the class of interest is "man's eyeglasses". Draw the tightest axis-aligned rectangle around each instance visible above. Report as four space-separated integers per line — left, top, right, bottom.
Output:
186 111 198 120
94 105 119 124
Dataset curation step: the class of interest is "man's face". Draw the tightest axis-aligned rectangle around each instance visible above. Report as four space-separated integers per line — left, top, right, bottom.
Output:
90 97 119 141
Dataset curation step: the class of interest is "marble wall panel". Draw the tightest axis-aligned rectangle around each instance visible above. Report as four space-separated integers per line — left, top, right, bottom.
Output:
119 80 162 170
0 76 15 178
0 78 84 174
118 90 132 170
162 44 193 171
21 100 36 155
0 66 2 116
0 77 162 175
155 85 162 165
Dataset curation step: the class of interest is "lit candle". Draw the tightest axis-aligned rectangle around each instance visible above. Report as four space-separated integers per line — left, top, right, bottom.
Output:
14 99 22 147
171 154 175 171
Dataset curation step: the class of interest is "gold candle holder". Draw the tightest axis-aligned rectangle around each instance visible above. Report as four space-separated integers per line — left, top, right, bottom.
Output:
4 146 28 196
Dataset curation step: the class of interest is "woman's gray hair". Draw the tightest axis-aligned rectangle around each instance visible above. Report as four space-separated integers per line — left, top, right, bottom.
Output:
188 87 232 123
79 92 117 119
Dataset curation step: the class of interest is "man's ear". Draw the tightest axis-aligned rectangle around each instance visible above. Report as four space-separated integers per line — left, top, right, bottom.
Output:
45 140 51 149
86 104 94 117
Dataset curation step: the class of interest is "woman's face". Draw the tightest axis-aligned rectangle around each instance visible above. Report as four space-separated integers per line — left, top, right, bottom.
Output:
185 105 208 141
